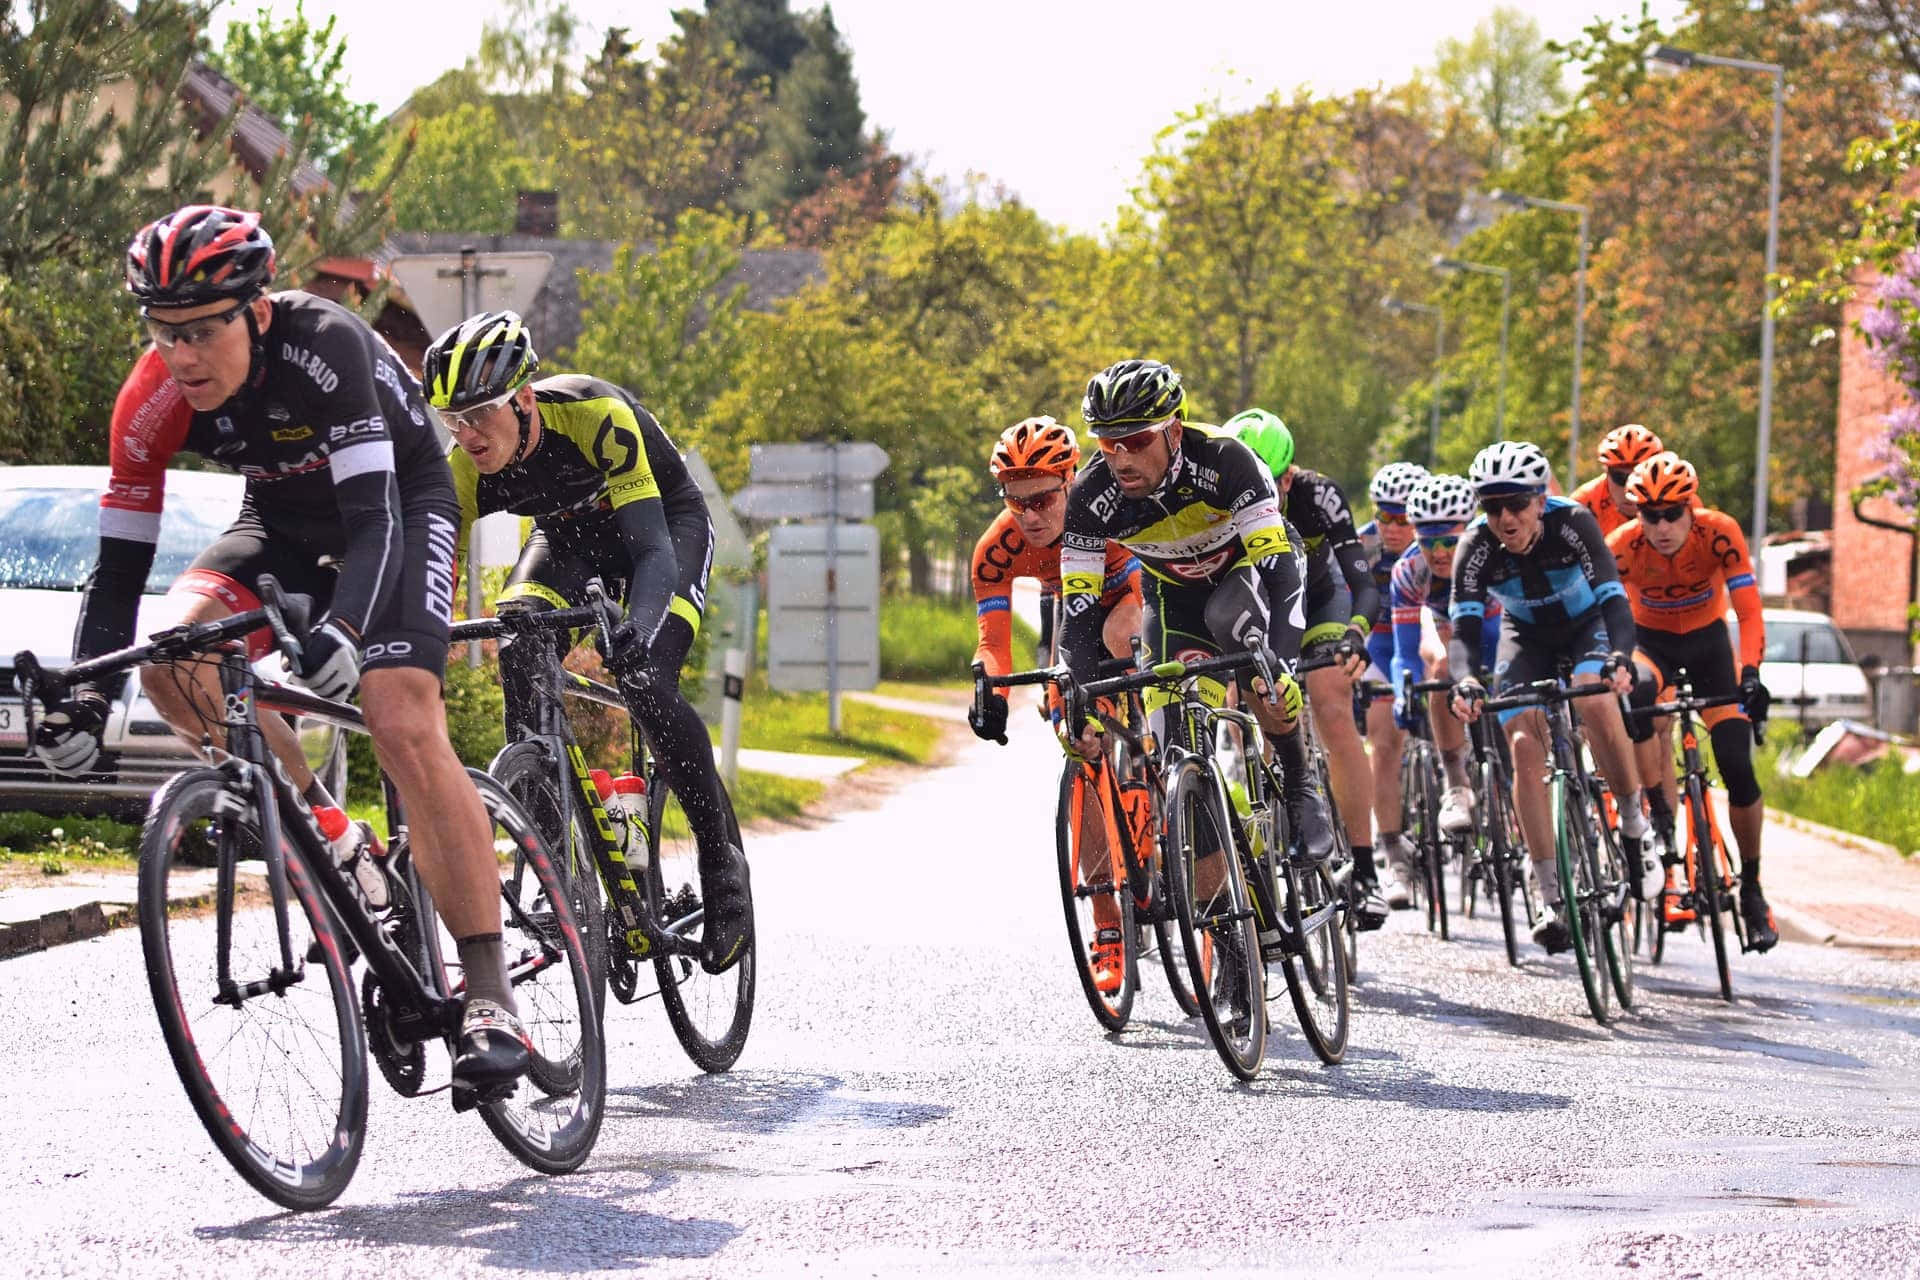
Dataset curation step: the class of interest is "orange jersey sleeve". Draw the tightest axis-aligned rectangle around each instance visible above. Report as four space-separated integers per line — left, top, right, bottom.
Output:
1608 508 1759 662
1573 473 1626 537
971 512 1030 678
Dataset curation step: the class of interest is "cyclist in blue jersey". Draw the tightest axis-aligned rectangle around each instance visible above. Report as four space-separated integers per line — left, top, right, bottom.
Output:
1446 442 1663 955
1387 474 1499 838
1357 461 1426 908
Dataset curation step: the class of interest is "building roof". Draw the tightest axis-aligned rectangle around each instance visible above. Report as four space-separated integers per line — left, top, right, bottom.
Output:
180 62 331 199
386 232 824 360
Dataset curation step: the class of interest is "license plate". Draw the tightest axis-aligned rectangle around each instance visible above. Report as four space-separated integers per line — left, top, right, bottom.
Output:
0 702 24 748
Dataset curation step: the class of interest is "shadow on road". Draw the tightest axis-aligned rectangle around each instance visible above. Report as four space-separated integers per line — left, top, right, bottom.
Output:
1353 977 1610 1045
609 1070 949 1136
1246 1043 1573 1113
198 1173 740 1269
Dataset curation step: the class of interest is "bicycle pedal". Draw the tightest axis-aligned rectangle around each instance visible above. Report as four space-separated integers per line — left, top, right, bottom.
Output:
450 1079 516 1113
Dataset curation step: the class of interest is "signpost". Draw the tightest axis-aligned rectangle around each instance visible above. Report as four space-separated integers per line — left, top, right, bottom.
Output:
389 248 554 664
738 442 889 733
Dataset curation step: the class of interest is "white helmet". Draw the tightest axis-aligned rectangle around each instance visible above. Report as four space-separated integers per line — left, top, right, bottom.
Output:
1407 473 1477 523
1369 461 1429 509
1469 441 1552 495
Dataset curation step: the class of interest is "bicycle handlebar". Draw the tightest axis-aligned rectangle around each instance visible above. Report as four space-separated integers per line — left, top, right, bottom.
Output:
1481 678 1619 715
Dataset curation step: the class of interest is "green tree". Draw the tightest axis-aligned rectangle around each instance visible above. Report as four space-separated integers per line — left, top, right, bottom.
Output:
740 5 869 215
382 103 541 233
1433 6 1566 171
565 210 753 441
210 0 379 171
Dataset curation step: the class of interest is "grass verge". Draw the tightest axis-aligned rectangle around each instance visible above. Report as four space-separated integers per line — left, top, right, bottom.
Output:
0 811 141 874
723 677 944 765
1757 735 1920 857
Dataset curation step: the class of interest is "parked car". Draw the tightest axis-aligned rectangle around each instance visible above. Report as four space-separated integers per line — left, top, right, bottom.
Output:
0 465 345 817
1756 608 1874 730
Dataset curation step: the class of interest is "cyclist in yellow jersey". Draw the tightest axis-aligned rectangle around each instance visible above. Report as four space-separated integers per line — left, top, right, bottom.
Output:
425 312 750 974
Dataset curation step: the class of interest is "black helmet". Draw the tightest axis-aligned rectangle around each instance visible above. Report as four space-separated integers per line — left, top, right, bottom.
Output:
125 205 276 308
1082 359 1186 437
423 310 540 412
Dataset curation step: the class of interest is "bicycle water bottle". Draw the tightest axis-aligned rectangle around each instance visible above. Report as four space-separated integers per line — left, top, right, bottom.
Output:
590 769 649 865
313 804 391 910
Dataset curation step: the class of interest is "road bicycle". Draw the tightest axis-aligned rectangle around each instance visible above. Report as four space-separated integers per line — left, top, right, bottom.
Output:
974 659 1204 1030
449 590 754 1071
1442 677 1536 967
1632 676 1758 1001
1481 678 1635 1023
1371 676 1451 940
13 577 603 1210
1072 651 1348 1080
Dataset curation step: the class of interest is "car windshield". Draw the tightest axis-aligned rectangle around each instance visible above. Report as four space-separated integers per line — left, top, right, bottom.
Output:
0 485 231 593
1765 620 1852 665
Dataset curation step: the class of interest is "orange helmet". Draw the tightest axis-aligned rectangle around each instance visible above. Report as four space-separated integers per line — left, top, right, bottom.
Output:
1599 423 1664 469
1626 451 1698 507
990 415 1080 482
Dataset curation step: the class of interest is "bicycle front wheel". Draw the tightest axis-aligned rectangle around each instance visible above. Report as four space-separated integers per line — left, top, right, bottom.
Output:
647 768 756 1072
1688 779 1734 1002
1280 861 1350 1064
1483 764 1524 968
491 740 608 1028
1165 758 1267 1080
1055 761 1136 1032
138 768 367 1211
470 768 606 1174
1553 775 1610 1024
1591 792 1636 1010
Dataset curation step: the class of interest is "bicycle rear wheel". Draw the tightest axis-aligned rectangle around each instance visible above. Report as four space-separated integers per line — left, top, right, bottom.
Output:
647 767 756 1071
491 741 609 1028
1165 757 1266 1080
1688 779 1734 1002
470 769 606 1173
1591 789 1636 1010
1280 861 1350 1064
1483 762 1525 968
1415 745 1449 940
1553 775 1611 1024
1056 760 1136 1031
138 768 367 1211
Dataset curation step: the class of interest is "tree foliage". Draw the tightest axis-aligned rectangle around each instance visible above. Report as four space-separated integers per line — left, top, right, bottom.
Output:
1434 5 1566 171
210 0 379 170
382 103 540 233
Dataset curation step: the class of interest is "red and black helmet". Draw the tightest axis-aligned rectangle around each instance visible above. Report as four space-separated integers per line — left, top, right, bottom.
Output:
125 205 276 308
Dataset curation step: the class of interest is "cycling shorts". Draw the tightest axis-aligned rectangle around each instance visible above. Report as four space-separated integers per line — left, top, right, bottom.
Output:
1303 577 1355 653
1635 618 1745 729
498 511 714 638
173 492 458 676
1492 612 1612 727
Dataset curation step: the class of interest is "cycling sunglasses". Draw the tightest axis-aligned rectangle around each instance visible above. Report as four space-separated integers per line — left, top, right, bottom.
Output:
1002 485 1066 514
1479 493 1536 517
1375 508 1411 527
1094 417 1174 455
1418 531 1461 551
1606 467 1633 485
1638 503 1689 524
441 392 514 432
142 301 250 351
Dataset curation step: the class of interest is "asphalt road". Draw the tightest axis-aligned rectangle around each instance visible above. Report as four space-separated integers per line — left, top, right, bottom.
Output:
5 719 1920 1278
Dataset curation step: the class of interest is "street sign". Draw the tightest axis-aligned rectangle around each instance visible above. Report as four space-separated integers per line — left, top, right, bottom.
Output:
749 441 889 483
765 523 881 694
732 481 875 522
388 252 555 339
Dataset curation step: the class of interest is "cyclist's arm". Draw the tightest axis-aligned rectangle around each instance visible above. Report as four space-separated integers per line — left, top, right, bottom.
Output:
1568 505 1636 659
585 404 680 643
1057 488 1112 688
74 352 191 684
1319 486 1380 629
970 519 1020 678
1228 464 1305 664
311 353 416 640
1389 554 1426 686
1717 514 1766 670
1446 527 1490 680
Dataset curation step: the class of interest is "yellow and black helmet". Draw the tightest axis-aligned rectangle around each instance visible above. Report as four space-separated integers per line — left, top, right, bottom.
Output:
1082 359 1186 437
423 310 540 411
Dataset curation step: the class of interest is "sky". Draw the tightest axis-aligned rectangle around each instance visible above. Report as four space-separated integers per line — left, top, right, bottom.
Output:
214 0 1690 234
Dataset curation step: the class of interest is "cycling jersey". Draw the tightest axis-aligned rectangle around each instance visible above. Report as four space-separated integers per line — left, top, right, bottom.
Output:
77 291 453 669
969 509 1139 677
448 373 710 644
1606 508 1763 670
1389 543 1501 687
1357 520 1400 672
1448 496 1635 681
1571 473 1630 537
1058 425 1302 686
1285 468 1379 631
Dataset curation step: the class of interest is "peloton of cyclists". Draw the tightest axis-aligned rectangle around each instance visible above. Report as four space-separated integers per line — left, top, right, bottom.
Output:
1356 462 1431 910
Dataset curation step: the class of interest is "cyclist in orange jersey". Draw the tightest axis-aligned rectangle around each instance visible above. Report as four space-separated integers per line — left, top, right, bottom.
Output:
1572 423 1663 536
969 416 1144 994
1608 452 1777 950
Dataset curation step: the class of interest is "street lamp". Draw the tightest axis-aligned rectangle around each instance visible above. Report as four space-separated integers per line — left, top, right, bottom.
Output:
1382 296 1444 467
1647 41 1785 552
1432 255 1511 443
1489 189 1591 490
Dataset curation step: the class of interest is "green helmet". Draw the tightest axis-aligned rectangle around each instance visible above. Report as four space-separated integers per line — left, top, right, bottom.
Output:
1223 408 1294 476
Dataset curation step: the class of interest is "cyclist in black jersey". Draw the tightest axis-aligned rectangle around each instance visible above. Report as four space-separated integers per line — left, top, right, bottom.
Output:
1058 359 1334 860
424 312 750 974
1224 410 1393 926
1446 441 1661 954
38 205 530 1089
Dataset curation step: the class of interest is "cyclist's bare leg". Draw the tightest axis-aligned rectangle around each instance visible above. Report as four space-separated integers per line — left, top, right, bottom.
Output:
1571 669 1643 812
1075 765 1121 930
1633 714 1679 815
138 593 315 792
1307 663 1370 848
1503 707 1557 899
359 667 500 941
1365 698 1404 834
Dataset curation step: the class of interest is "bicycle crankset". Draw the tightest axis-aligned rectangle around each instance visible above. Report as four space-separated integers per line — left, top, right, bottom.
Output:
362 971 426 1096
